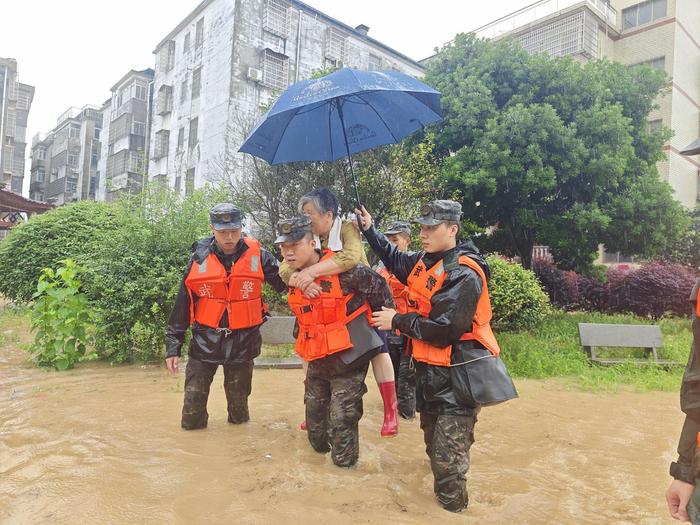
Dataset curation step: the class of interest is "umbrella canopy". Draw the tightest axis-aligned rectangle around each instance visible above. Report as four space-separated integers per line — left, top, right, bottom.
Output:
238 68 441 165
680 137 700 156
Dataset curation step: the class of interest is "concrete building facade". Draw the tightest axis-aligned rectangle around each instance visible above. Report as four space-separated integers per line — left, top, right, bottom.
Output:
96 68 154 202
0 58 34 194
147 0 425 193
30 106 103 205
468 0 700 210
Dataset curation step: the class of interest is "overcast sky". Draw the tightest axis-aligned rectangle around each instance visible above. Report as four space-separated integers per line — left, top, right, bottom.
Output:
1 0 533 195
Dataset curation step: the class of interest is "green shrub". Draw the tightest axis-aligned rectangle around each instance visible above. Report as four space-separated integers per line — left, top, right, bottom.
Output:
1 184 231 364
487 255 551 331
29 259 96 370
0 201 119 303
83 184 229 363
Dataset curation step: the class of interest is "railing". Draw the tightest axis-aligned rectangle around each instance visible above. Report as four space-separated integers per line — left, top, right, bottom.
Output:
473 0 617 40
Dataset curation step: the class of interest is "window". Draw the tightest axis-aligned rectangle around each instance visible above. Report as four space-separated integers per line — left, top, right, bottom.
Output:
132 120 146 136
186 168 195 196
68 125 80 139
181 79 188 103
647 119 663 133
195 18 204 49
262 49 289 92
66 178 77 193
35 167 45 182
158 40 176 72
263 0 290 37
94 127 101 139
156 85 173 115
325 27 346 62
177 127 185 150
192 67 202 99
174 175 182 192
129 151 142 173
188 118 198 149
134 83 147 101
36 147 46 161
68 153 79 168
154 130 170 159
184 32 191 53
368 54 381 71
91 152 99 168
622 0 667 30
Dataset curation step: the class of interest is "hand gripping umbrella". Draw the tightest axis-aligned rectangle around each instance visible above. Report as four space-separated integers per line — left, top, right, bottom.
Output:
239 68 442 209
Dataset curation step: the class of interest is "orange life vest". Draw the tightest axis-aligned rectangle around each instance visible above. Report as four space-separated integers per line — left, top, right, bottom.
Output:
184 237 266 330
696 294 699 318
288 251 371 362
406 254 500 366
376 263 410 315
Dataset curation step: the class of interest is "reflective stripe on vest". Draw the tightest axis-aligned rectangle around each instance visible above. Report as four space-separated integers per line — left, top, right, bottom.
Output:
288 251 371 362
184 237 266 330
406 254 500 366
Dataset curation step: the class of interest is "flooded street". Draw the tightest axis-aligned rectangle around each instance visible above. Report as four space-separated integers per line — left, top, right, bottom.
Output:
0 322 687 525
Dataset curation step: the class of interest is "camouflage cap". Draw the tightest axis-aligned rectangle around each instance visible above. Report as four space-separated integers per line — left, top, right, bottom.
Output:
383 220 411 236
209 203 242 230
412 200 462 226
275 216 313 244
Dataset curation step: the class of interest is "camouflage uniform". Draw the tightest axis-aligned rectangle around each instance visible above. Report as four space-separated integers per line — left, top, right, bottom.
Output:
362 200 517 512
276 216 394 467
182 358 254 429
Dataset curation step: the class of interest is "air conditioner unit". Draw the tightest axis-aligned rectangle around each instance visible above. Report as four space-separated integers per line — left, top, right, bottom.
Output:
248 67 263 82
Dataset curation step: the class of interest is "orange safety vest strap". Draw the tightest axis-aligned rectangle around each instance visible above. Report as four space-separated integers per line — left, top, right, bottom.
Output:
696 294 700 317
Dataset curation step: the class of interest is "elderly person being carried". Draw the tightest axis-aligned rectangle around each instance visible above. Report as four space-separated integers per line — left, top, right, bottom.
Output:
279 187 399 437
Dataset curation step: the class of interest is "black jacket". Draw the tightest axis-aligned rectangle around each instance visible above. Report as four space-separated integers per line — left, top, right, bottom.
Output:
363 225 515 415
165 237 287 364
671 278 700 483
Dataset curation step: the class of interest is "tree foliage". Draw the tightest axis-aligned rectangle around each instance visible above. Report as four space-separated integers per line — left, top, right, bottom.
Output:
426 33 685 271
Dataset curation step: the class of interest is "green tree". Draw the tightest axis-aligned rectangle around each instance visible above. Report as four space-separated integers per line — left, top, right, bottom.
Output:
426 33 681 271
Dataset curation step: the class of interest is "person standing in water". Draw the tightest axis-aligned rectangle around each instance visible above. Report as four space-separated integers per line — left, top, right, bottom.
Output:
164 203 286 429
278 188 399 437
373 220 417 420
277 216 393 467
666 277 700 522
356 200 517 512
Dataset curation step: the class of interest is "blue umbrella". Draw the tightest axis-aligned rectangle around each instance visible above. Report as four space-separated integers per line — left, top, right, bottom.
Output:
238 68 441 206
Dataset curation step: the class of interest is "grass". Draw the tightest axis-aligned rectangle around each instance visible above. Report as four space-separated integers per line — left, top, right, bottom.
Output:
260 343 296 359
0 301 30 348
499 311 691 392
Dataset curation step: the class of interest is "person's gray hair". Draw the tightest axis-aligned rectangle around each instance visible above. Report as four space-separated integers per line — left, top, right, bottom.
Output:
297 187 339 219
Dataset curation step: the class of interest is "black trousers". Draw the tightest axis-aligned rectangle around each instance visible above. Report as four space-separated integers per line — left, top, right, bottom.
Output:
181 357 254 429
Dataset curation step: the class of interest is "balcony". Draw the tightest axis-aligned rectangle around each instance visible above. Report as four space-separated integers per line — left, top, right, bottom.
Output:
473 0 617 40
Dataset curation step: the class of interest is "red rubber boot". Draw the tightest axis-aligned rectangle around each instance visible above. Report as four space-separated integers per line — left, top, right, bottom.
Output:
378 381 399 437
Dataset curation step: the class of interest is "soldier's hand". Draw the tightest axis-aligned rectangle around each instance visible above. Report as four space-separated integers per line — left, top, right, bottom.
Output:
165 356 179 374
371 306 397 331
666 479 694 521
354 206 372 230
303 282 322 299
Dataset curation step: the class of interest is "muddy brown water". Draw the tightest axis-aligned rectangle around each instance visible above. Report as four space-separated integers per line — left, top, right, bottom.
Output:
0 324 687 524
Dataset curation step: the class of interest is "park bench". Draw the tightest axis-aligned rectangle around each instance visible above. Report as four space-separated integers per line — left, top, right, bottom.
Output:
577 323 678 366
256 316 302 369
